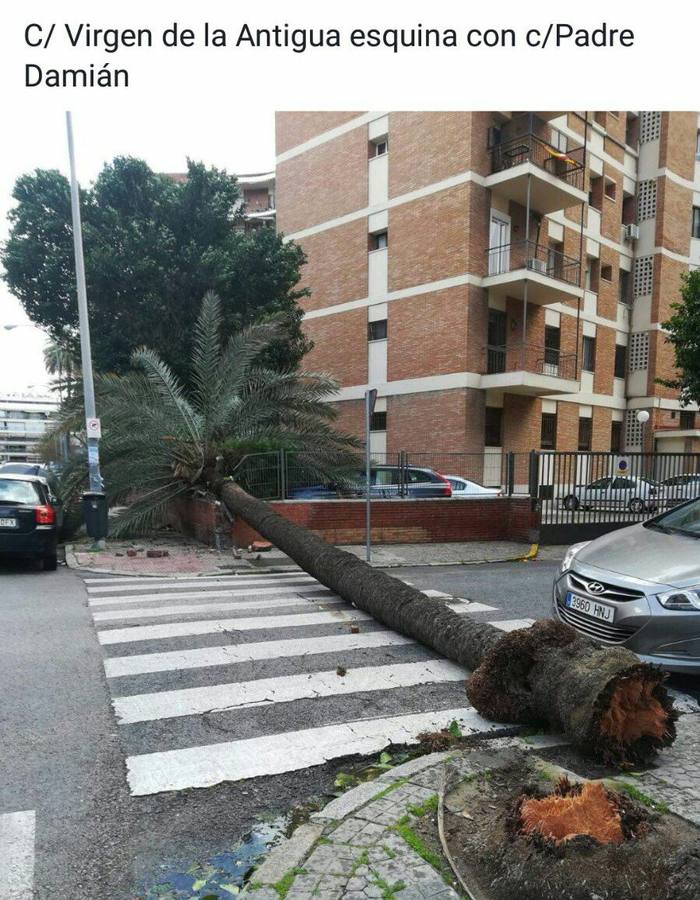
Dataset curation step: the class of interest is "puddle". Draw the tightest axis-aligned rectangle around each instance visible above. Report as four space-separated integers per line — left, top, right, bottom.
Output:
137 818 285 899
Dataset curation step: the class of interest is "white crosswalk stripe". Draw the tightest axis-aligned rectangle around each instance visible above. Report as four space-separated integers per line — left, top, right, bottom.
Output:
1 809 35 899
85 571 518 796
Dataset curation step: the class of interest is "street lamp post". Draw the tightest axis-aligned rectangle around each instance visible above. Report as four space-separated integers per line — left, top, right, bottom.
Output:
66 111 107 546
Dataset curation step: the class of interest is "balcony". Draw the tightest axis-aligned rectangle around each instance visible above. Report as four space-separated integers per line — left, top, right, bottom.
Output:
485 115 586 214
483 240 583 305
479 343 579 396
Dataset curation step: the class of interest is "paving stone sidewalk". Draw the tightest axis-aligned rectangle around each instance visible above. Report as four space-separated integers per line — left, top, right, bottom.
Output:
66 535 561 576
244 715 700 900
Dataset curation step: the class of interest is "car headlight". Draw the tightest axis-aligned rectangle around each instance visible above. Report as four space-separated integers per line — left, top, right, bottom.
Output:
656 587 700 611
560 541 591 573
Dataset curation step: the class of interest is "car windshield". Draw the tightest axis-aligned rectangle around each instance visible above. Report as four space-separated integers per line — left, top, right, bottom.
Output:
0 479 41 505
647 498 700 537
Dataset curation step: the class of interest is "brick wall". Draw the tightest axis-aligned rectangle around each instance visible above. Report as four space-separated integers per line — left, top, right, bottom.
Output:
229 497 537 547
275 112 365 156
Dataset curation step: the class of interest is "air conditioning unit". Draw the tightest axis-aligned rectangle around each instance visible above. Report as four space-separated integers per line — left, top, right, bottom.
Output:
623 223 640 241
526 258 547 274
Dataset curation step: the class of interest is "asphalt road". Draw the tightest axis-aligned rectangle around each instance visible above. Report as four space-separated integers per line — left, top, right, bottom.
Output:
2 552 697 898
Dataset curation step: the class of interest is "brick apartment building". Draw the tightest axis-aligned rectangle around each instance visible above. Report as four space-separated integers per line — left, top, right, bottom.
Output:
274 111 700 485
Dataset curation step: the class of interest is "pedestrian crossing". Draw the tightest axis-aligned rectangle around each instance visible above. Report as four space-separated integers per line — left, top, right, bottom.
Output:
86 572 534 797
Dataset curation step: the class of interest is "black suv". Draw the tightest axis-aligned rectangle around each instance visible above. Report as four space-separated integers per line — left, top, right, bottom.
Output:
0 474 60 570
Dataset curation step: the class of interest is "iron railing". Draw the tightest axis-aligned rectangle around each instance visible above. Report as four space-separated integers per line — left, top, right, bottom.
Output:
486 239 581 286
484 343 577 381
490 116 585 191
532 449 700 543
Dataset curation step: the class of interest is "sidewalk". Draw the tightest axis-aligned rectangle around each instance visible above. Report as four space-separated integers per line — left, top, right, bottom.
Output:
65 534 563 576
243 709 700 900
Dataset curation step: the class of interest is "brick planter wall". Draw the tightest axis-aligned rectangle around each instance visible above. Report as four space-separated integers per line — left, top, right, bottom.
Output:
171 496 538 547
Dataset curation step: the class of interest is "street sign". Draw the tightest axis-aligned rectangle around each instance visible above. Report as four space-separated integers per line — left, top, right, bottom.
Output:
86 417 101 439
87 444 100 466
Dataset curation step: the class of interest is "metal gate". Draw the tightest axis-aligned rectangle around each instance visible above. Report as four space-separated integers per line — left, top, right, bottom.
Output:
532 450 700 544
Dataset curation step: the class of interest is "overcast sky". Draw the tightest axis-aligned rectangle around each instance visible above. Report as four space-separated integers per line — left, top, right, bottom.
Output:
0 106 275 396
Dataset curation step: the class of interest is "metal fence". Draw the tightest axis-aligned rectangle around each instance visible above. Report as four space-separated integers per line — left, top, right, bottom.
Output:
533 450 700 543
229 450 516 500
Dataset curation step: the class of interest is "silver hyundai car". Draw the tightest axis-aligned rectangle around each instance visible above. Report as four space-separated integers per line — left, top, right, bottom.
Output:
553 496 700 673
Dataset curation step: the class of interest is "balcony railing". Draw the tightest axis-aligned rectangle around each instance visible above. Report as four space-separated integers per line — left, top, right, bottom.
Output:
491 118 585 191
484 343 577 381
486 240 581 287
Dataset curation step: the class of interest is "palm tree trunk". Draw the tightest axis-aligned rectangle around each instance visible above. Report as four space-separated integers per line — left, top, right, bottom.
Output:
219 482 676 766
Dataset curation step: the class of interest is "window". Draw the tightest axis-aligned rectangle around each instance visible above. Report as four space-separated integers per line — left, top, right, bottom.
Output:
614 344 627 379
367 319 387 341
604 179 617 201
680 410 696 430
370 138 388 158
578 416 593 451
611 420 623 453
550 129 567 152
601 264 613 282
540 412 557 450
582 336 596 373
544 325 560 367
696 130 700 161
693 207 700 240
369 231 387 251
370 411 387 432
484 407 503 447
586 258 600 292
619 269 632 304
625 113 639 148
589 175 603 212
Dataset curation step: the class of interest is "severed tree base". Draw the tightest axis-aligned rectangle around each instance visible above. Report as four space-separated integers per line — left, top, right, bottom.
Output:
441 750 700 900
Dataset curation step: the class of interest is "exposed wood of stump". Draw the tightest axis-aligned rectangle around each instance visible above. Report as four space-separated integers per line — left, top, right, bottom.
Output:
219 482 677 764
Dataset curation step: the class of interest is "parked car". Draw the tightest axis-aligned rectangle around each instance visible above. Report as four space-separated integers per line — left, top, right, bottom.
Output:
287 465 452 499
553 496 700 673
659 473 700 506
444 476 501 498
562 475 659 513
0 474 60 570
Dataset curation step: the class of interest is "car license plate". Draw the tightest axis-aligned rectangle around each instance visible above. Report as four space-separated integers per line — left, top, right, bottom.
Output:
0 517 18 528
565 592 615 623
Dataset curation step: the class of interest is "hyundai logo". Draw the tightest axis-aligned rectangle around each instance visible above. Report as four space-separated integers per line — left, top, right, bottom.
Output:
587 581 606 595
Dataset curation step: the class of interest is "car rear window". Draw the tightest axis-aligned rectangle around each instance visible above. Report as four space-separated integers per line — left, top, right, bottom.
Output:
0 479 42 504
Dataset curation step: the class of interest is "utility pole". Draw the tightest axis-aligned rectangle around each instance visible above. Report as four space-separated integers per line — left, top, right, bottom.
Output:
66 111 107 545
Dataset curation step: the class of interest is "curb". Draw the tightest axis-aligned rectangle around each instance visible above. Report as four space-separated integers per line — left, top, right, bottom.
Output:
242 735 566 899
63 545 542 577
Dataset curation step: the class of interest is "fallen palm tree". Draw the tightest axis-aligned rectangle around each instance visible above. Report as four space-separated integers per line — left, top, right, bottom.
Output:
219 481 676 766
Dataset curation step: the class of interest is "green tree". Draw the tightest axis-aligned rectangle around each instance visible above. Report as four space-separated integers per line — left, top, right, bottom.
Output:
3 157 311 381
51 292 359 536
659 270 700 405
43 339 80 400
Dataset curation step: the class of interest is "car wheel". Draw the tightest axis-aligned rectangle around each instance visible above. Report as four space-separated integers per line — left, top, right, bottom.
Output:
628 498 644 514
563 495 579 511
42 554 58 572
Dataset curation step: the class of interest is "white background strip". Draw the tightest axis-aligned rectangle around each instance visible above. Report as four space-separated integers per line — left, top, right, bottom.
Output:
113 660 466 724
105 632 414 677
92 594 340 621
1 810 35 899
86 574 316 593
99 609 372 644
126 707 503 795
88 584 324 606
